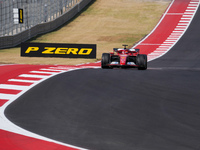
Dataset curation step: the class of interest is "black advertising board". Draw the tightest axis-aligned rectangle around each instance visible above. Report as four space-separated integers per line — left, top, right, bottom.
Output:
21 42 96 58
19 9 23 24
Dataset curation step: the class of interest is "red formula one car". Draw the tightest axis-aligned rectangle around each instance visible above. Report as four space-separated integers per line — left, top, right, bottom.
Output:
101 45 147 70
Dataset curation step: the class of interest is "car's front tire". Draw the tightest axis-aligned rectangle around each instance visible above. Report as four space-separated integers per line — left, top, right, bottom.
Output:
136 54 147 70
101 53 111 69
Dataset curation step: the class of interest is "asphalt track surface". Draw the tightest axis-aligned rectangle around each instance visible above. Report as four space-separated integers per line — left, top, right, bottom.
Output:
5 4 200 150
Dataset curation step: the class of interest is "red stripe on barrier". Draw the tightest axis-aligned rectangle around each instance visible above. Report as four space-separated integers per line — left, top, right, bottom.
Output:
0 89 21 95
168 0 189 13
4 81 33 86
14 77 42 81
27 72 52 76
37 69 61 73
0 99 8 107
0 129 80 150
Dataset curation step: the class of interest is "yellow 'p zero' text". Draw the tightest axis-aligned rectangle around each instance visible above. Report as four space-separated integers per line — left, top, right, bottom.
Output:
25 47 93 55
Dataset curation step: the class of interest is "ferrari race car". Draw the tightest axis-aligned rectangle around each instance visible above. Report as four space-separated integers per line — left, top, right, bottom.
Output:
101 45 147 70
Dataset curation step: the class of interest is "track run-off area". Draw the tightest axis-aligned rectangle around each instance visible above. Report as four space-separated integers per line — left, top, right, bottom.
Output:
1 0 200 150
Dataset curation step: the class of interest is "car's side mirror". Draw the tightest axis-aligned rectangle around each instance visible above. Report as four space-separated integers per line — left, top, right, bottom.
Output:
135 49 140 52
113 48 118 52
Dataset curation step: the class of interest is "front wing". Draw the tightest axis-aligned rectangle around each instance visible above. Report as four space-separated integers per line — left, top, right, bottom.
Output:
107 62 139 68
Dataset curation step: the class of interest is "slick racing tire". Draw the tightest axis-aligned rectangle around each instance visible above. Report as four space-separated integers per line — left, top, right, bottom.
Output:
136 54 147 70
101 53 112 69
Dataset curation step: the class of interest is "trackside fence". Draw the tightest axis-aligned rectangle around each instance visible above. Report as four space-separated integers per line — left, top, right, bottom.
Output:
0 0 92 49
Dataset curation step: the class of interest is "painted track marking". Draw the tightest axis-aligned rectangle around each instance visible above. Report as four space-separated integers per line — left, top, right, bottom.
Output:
133 0 199 62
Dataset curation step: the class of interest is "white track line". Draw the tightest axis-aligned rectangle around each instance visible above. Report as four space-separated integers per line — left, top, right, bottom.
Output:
19 74 50 78
0 93 16 100
8 79 38 83
0 84 28 90
29 71 58 74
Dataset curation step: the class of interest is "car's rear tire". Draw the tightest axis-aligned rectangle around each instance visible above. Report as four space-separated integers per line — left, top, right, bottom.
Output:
101 53 112 69
136 54 147 70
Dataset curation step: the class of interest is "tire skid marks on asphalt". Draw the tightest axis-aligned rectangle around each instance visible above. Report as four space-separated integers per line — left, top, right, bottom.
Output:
148 0 199 61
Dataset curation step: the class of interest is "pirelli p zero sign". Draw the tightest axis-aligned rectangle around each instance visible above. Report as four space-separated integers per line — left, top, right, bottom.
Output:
21 42 96 58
